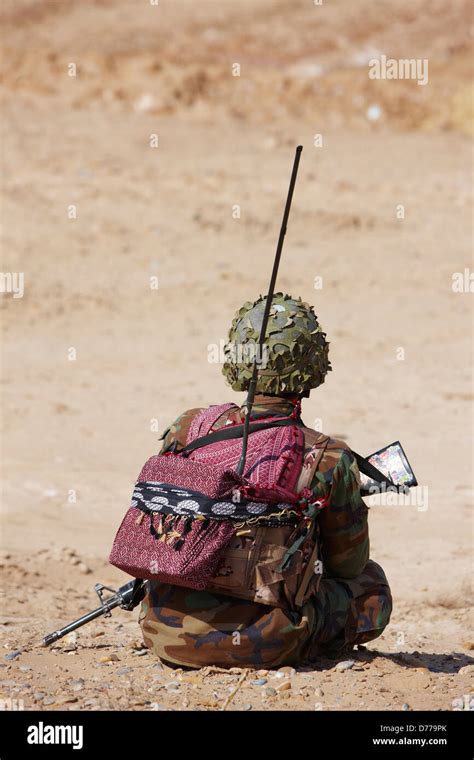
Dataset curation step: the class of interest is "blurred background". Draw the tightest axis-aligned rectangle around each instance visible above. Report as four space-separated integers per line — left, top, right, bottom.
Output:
0 0 472 709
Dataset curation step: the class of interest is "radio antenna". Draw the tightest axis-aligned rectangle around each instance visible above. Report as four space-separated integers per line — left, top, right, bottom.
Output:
236 145 303 475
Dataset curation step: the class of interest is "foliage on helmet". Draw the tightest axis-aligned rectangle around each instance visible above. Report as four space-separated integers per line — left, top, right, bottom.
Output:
222 293 331 395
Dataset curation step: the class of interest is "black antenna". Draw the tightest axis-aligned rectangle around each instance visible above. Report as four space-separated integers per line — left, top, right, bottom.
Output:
236 145 303 476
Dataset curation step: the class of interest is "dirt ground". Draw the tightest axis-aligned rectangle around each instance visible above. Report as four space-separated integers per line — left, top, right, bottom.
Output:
0 0 472 712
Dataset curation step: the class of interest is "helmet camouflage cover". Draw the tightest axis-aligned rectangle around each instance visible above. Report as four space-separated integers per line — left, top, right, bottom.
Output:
222 293 331 395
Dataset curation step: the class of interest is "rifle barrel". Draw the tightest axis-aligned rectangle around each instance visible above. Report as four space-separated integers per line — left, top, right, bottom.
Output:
43 597 122 646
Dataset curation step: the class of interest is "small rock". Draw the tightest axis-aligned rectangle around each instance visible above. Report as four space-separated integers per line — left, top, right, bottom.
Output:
451 697 464 710
99 654 119 663
63 632 78 651
116 667 134 676
314 687 324 697
78 562 92 574
402 703 410 711
263 686 277 697
55 695 78 705
19 666 32 672
71 679 85 692
4 651 21 661
165 681 180 692
335 659 355 672
252 678 267 686
133 649 148 657
462 641 474 650
276 680 292 692
243 703 252 711
43 696 56 705
458 665 474 676
126 640 143 650
33 691 46 701
278 666 296 676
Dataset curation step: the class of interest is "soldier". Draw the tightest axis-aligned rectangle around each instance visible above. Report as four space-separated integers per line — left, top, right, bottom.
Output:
139 293 392 668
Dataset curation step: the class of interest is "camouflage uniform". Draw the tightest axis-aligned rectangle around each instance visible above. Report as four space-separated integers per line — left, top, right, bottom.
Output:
139 396 392 668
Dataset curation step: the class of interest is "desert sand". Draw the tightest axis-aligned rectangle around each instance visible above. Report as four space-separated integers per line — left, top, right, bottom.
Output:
0 0 472 711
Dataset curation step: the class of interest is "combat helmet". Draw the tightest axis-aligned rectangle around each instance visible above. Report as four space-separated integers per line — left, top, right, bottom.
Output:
222 292 331 396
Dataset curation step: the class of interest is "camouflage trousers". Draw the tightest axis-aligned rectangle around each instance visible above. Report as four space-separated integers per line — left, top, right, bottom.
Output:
305 559 392 658
139 560 392 669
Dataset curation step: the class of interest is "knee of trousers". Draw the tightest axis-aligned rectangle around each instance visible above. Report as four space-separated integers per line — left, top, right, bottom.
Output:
346 568 393 645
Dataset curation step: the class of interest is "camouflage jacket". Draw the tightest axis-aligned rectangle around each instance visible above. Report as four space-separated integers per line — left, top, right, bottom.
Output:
139 395 370 668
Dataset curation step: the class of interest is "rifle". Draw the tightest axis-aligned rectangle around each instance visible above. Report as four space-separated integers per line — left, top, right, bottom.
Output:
43 148 417 648
43 579 145 646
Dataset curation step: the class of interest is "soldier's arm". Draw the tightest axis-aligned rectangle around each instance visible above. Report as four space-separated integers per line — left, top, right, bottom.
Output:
159 408 204 452
315 449 370 579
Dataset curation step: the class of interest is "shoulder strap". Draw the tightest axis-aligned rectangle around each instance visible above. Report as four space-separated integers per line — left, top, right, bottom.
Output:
181 418 394 490
181 417 304 456
353 450 395 491
296 431 331 493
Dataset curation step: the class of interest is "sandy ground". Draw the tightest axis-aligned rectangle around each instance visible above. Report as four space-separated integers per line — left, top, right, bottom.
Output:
0 0 473 712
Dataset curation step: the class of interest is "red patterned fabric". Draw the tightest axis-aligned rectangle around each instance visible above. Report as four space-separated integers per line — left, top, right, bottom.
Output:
109 404 305 589
187 423 303 498
109 507 235 589
187 402 237 442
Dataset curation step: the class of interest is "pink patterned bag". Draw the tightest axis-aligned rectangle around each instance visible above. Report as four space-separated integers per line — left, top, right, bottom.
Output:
109 405 305 590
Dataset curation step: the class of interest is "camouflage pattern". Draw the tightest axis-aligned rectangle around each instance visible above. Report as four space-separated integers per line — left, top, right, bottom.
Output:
222 293 331 395
139 561 391 668
140 396 392 668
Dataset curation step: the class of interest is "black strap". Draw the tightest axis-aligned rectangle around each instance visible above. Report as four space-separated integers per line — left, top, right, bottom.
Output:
178 417 395 491
353 451 395 490
180 417 304 456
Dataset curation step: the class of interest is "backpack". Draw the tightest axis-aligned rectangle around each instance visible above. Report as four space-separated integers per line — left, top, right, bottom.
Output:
109 404 329 607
